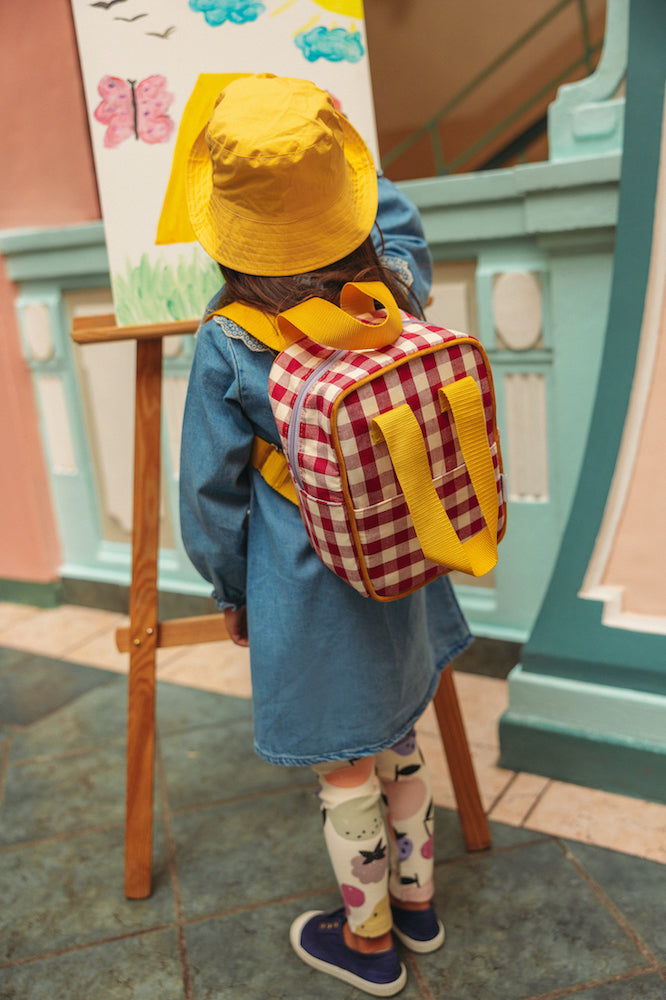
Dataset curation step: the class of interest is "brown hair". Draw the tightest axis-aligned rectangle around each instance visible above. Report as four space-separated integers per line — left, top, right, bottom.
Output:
218 229 424 319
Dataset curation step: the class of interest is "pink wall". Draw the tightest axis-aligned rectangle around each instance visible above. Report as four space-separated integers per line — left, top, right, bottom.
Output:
0 260 62 582
0 0 100 229
0 0 100 584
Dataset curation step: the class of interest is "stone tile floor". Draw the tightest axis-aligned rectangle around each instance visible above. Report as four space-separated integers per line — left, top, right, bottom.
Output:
0 602 664 999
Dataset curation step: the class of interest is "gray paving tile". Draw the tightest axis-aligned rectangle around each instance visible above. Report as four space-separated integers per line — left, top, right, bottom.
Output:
172 786 330 920
485 818 550 849
9 674 252 760
0 742 129 846
160 717 314 812
564 840 666 962
432 807 548 864
9 677 127 761
0 928 185 1000
0 825 174 964
573 972 666 999
186 896 425 1000
0 654 118 726
0 647 29 671
417 839 650 1000
155 681 253 735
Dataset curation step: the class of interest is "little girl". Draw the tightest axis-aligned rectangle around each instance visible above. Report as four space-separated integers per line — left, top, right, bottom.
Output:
180 74 472 996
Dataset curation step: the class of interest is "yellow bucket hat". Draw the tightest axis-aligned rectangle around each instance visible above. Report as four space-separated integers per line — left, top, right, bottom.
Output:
186 74 378 276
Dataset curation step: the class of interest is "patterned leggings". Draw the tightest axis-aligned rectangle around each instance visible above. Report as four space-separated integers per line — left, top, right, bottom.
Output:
313 728 434 938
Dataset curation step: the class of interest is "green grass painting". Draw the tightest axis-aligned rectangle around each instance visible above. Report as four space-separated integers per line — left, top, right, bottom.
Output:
113 251 221 325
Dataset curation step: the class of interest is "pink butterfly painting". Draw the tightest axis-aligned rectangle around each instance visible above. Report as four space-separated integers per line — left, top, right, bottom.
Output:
94 74 175 148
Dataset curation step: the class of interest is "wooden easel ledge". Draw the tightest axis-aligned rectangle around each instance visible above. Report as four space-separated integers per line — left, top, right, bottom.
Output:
116 613 229 653
71 313 198 344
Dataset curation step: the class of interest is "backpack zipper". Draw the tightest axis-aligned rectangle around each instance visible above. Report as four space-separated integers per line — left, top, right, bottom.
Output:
287 349 346 490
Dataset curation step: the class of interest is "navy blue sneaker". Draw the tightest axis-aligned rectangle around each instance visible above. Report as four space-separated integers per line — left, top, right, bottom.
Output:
290 908 407 997
390 904 445 953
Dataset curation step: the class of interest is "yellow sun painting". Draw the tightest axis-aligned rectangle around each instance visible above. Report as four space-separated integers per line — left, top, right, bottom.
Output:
273 0 364 18
311 0 364 16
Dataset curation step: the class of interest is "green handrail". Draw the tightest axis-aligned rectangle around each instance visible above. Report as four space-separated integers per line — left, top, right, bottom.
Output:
447 41 603 173
577 0 596 71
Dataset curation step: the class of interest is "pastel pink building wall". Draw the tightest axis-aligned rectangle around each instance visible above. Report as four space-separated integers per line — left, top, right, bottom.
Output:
0 0 100 583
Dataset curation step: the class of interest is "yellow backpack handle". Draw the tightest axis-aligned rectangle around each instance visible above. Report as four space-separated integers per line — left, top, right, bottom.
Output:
371 376 498 577
278 281 403 352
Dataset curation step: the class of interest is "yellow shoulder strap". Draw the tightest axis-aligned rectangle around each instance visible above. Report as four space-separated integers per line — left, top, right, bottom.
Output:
211 301 287 352
212 301 297 501
251 438 298 506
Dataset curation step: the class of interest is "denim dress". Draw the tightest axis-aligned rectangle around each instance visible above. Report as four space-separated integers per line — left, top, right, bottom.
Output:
179 177 472 766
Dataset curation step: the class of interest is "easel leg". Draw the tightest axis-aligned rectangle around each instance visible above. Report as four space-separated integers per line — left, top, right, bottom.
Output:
124 338 163 898
432 664 492 851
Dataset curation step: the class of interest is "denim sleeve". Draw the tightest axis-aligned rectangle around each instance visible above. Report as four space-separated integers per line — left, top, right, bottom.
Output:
179 321 252 610
373 173 433 312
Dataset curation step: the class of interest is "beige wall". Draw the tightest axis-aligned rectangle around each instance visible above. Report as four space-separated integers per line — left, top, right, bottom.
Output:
601 178 666 618
581 94 666 627
604 289 666 617
0 0 100 583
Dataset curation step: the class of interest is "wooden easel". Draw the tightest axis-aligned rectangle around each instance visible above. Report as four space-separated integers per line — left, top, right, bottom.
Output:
72 315 491 900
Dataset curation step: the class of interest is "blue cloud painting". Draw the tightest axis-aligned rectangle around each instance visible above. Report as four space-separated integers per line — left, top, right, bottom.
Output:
295 25 365 63
189 0 266 26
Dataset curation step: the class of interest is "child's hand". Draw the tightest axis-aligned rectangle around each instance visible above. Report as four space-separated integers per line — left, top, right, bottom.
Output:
224 606 249 647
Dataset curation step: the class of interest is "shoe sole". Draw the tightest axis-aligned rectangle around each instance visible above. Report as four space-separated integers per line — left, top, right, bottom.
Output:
393 919 446 954
290 911 407 997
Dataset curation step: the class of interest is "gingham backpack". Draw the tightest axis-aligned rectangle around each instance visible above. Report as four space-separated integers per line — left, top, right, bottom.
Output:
219 281 507 601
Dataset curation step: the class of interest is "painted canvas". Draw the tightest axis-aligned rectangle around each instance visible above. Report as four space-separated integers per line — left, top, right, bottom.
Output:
70 0 377 325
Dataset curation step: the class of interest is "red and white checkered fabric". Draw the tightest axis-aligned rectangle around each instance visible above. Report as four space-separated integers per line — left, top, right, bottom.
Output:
269 310 507 600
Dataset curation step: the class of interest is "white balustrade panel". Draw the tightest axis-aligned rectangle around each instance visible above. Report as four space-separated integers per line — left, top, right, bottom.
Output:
503 372 549 502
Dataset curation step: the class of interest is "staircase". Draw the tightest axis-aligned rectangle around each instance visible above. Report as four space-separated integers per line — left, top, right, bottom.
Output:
365 0 607 179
